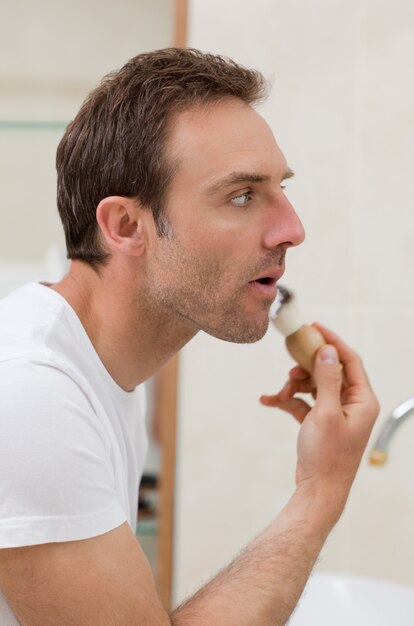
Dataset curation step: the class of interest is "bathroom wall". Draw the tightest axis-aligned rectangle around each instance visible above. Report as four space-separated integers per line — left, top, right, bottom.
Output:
173 0 414 603
0 0 173 263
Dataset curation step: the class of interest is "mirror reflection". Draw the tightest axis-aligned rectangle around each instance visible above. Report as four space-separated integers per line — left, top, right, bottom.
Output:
0 0 175 605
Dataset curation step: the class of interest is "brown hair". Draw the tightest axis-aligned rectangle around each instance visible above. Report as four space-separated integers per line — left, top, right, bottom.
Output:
56 47 267 269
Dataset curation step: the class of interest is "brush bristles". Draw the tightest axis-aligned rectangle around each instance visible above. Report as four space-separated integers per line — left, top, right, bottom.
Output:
269 284 293 320
269 284 304 336
277 285 293 306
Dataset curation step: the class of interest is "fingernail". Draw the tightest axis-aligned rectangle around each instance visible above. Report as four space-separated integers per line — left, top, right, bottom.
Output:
319 345 337 364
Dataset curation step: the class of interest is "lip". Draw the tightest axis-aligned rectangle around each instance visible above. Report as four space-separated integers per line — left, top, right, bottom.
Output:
247 279 277 298
248 268 284 301
247 267 284 299
248 267 285 285
250 266 285 283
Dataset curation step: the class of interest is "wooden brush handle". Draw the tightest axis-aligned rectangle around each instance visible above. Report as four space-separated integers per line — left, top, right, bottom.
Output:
285 324 326 374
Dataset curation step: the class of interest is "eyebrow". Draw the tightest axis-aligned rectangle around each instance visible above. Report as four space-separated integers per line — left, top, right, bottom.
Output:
206 168 295 195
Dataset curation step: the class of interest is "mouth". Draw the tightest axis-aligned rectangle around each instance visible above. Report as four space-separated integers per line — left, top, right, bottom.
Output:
254 276 277 286
247 267 285 300
247 275 280 299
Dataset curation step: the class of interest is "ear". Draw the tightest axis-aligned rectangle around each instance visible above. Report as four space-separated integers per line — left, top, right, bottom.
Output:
96 196 148 257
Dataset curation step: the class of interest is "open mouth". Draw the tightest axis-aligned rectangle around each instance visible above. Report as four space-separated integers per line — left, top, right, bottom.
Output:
248 277 278 296
255 277 275 285
249 276 277 287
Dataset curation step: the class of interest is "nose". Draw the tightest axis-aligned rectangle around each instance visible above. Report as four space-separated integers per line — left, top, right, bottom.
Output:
262 192 305 250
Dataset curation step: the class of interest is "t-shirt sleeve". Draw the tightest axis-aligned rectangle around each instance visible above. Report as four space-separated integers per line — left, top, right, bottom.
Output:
0 359 127 548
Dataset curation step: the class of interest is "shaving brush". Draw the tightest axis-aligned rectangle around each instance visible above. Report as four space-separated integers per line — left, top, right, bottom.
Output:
269 285 326 374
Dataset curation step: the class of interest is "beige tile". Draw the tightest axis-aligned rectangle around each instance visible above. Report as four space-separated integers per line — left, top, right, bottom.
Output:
358 0 414 215
353 205 414 308
176 0 414 603
353 311 414 409
337 311 414 583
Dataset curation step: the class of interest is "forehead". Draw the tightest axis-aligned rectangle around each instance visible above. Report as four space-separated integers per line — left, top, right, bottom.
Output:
166 98 288 189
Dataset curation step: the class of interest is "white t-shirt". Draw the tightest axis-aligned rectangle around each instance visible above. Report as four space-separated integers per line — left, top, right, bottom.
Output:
0 282 148 624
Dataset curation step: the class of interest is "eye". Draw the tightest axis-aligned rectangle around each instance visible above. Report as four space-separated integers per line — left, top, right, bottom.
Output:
230 191 252 207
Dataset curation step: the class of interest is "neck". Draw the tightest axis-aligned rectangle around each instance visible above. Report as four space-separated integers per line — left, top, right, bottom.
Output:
51 259 196 391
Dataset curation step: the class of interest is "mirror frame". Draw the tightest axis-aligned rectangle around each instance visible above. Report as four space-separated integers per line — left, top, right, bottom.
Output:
158 0 187 610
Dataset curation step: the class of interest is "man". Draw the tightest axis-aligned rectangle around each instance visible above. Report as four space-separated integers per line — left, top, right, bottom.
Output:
0 48 379 625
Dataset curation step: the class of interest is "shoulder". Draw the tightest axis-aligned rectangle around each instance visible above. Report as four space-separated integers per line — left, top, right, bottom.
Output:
0 357 97 425
0 359 125 548
0 358 113 467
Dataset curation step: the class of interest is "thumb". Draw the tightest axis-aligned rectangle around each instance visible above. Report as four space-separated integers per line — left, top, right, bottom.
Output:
313 344 342 412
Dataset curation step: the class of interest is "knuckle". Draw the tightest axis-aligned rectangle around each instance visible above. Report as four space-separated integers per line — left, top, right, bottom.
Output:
323 370 342 387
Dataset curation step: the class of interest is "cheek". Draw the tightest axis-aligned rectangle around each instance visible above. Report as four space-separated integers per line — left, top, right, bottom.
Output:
188 224 253 258
163 211 258 278
206 233 255 267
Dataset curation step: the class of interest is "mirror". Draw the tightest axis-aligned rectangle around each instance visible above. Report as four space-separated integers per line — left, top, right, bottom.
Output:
0 0 184 609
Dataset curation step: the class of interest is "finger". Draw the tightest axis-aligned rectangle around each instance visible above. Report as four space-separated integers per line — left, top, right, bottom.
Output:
270 397 311 424
261 377 314 405
288 366 310 382
260 379 291 403
312 344 343 415
260 380 292 404
283 379 314 399
313 323 370 390
260 394 282 407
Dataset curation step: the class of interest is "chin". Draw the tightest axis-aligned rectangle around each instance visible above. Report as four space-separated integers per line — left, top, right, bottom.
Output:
205 317 270 344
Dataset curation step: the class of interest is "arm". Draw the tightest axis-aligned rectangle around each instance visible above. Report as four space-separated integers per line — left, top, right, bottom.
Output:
0 522 170 626
0 326 379 625
171 325 379 624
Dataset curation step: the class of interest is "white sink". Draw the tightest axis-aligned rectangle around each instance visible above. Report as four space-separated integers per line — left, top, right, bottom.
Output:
288 572 414 626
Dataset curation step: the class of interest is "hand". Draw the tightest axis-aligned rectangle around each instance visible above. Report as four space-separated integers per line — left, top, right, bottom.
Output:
260 324 380 511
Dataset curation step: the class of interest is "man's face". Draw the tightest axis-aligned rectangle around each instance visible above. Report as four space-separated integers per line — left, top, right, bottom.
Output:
144 98 305 343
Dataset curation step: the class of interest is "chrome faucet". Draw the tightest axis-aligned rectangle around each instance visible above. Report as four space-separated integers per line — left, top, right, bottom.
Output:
370 397 414 466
